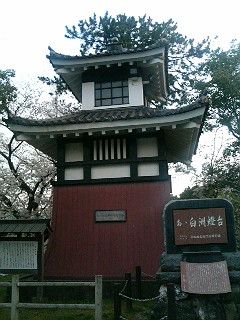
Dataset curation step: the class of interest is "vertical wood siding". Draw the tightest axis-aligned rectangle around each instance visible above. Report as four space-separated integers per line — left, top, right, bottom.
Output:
44 182 171 279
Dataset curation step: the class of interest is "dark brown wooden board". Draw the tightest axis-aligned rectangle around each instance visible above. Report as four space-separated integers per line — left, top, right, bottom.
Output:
174 208 228 245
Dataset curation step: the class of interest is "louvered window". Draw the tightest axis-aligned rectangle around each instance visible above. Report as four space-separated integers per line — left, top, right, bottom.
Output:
95 81 129 107
92 137 128 160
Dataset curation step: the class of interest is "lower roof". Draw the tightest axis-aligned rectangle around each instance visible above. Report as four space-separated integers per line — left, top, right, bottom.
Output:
5 101 209 164
7 102 205 126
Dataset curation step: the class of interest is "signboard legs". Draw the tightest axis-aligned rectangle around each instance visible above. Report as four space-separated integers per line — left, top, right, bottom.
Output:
167 283 176 320
11 275 19 320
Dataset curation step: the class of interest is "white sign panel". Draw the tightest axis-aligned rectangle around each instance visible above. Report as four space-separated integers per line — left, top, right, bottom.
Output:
0 241 38 270
95 210 126 222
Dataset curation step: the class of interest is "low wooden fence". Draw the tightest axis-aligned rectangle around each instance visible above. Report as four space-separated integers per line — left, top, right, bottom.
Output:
0 274 102 320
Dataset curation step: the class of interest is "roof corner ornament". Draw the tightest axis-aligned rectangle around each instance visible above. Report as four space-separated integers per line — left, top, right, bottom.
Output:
106 37 125 54
48 46 57 55
197 90 211 105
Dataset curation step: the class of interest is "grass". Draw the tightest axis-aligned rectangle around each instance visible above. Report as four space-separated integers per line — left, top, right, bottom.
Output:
0 298 113 320
0 275 156 320
0 305 155 320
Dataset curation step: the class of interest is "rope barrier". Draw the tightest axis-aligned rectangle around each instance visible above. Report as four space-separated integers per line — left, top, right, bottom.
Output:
141 271 156 279
118 269 159 302
119 280 128 294
116 268 160 320
119 292 160 302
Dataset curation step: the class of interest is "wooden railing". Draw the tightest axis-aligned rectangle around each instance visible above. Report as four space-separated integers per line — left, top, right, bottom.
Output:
0 275 102 320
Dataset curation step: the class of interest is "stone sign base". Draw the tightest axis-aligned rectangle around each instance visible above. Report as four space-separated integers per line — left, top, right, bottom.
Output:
156 252 240 320
152 284 238 320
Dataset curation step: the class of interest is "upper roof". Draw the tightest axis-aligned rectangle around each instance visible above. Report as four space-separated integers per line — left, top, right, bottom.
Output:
47 44 168 103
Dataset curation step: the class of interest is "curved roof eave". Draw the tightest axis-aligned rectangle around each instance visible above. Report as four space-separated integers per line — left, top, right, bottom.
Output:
6 105 206 136
48 46 166 67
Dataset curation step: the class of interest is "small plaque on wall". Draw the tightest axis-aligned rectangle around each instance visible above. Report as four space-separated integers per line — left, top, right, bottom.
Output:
95 210 126 222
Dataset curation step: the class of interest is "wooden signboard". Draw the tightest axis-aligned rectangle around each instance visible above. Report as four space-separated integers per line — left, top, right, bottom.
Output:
163 199 236 254
0 219 50 276
181 261 231 294
174 208 228 245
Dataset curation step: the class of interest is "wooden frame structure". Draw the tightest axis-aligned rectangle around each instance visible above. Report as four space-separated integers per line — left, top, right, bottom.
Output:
0 220 50 279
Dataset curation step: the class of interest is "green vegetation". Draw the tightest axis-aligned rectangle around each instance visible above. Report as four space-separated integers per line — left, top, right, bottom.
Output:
180 42 240 245
0 308 111 320
0 303 156 320
197 41 240 139
0 69 17 116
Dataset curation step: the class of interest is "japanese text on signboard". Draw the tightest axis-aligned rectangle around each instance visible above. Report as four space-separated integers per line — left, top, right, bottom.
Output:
0 241 38 270
173 208 228 245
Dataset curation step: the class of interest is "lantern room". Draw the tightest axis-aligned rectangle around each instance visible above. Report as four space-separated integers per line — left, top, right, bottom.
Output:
48 40 168 109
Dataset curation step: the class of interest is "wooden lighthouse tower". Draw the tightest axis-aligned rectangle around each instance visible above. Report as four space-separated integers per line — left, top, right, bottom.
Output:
6 41 208 278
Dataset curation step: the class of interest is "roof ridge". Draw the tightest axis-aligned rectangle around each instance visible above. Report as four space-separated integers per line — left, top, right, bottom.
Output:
47 41 167 60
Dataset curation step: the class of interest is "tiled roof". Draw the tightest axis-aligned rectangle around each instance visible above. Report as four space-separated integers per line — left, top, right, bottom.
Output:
0 220 50 233
48 40 166 61
6 101 208 127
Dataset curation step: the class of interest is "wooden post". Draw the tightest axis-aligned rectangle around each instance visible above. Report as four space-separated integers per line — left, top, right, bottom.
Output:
167 283 176 320
125 273 133 311
11 275 19 320
113 283 122 320
37 234 44 301
135 266 142 298
95 275 102 320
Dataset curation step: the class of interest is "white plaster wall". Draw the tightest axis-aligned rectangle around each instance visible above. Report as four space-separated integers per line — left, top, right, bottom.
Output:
91 164 130 179
137 137 158 158
65 143 83 162
82 82 95 109
65 167 84 180
138 163 159 176
128 77 144 106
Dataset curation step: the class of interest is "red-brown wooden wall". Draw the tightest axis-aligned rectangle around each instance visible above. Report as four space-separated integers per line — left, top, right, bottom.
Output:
44 181 171 279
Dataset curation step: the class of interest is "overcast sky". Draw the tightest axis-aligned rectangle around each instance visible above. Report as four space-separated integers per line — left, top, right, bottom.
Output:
0 0 239 195
1 0 239 81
